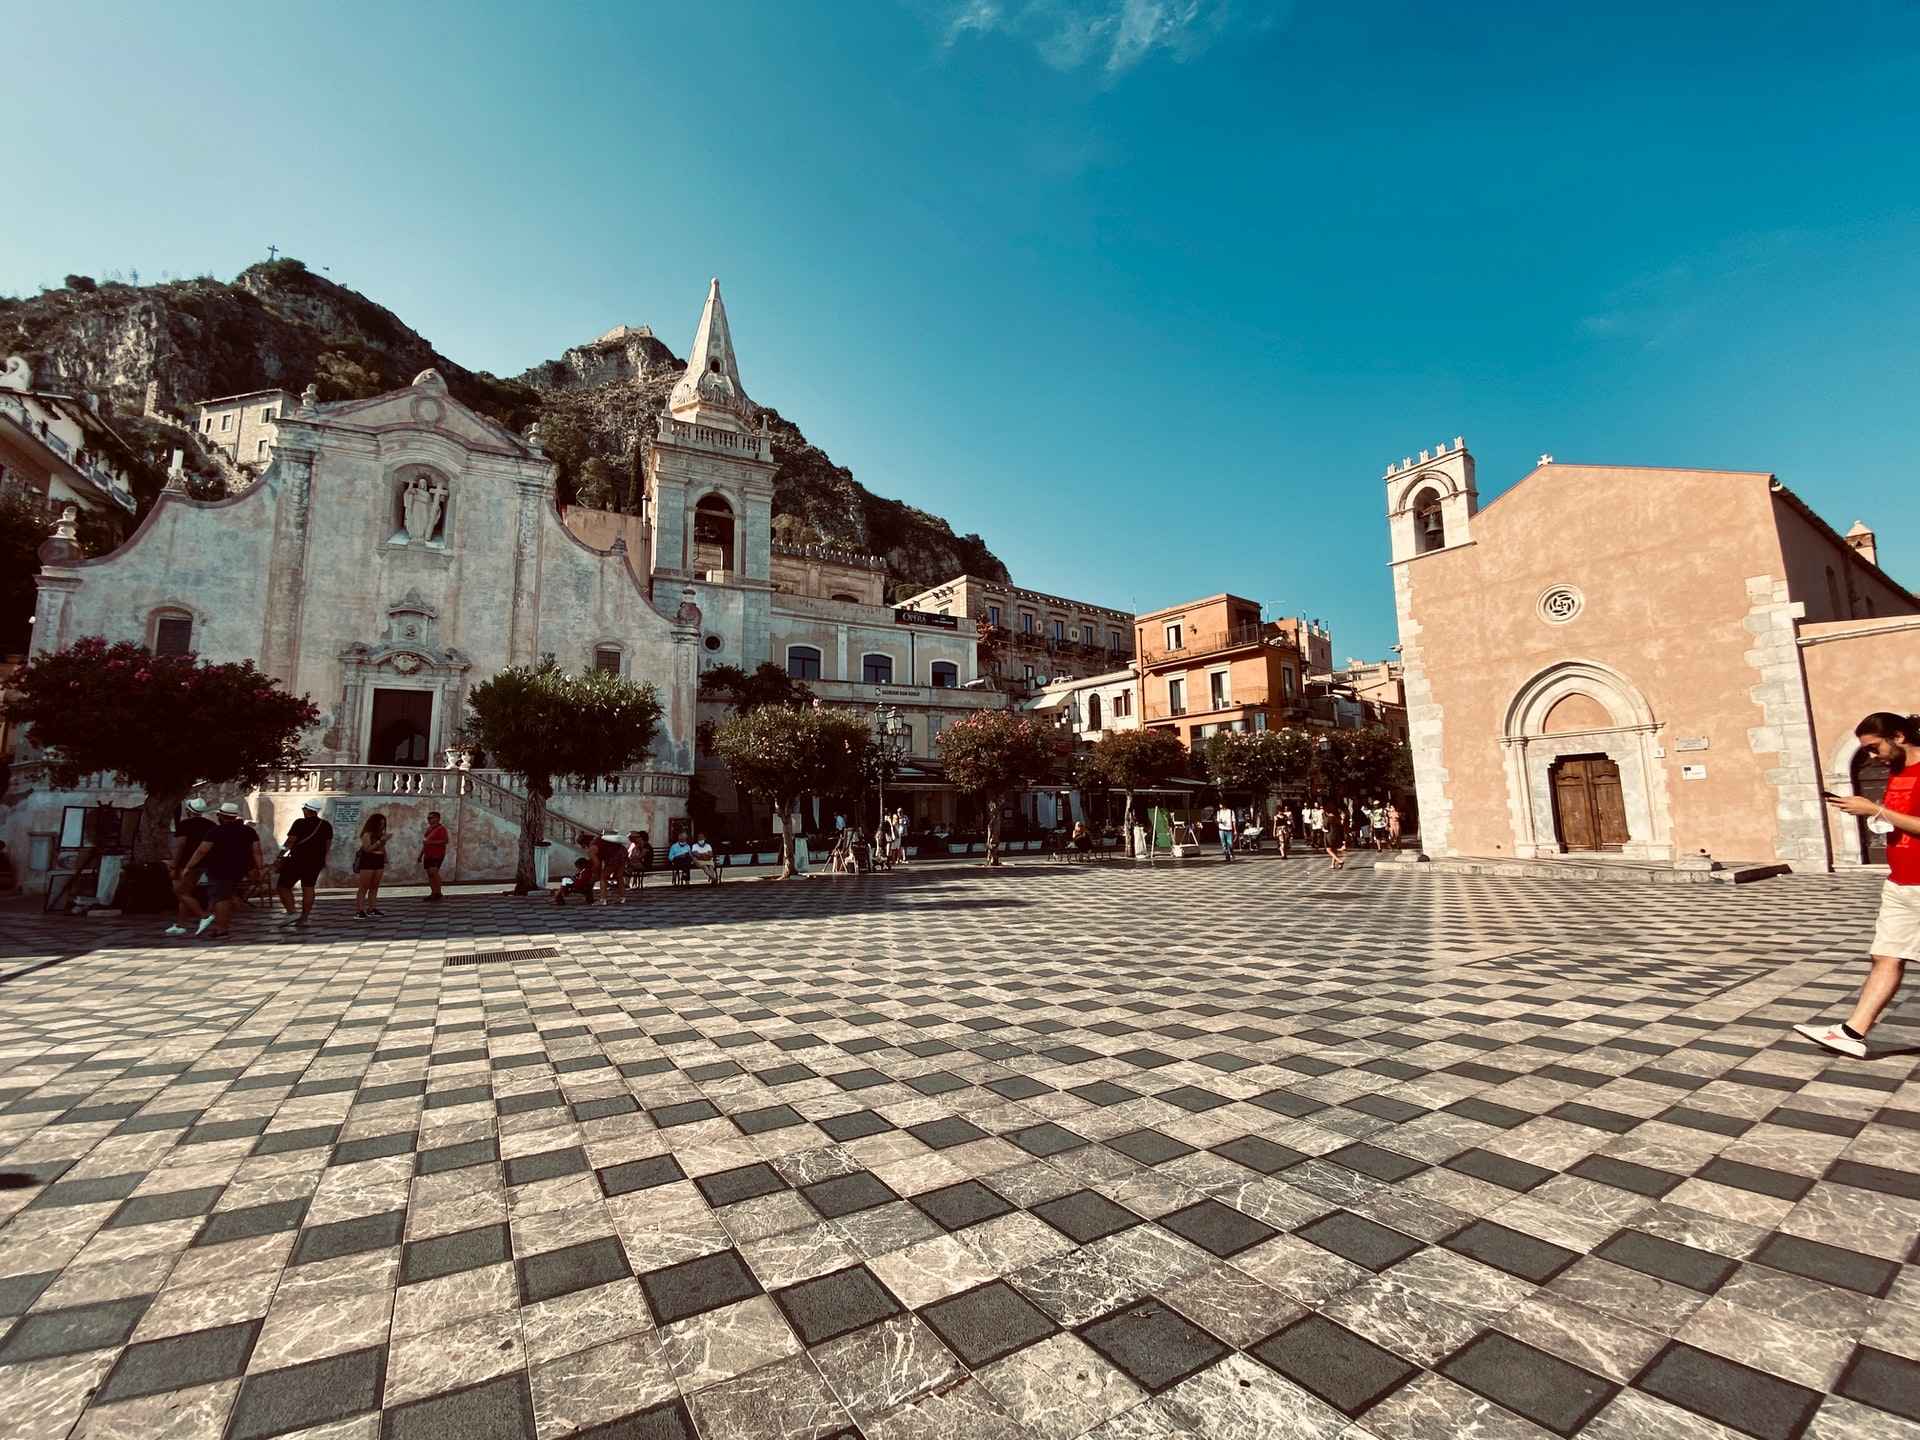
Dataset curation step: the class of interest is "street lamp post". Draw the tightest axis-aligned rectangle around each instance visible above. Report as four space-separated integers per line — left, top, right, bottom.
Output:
875 706 909 838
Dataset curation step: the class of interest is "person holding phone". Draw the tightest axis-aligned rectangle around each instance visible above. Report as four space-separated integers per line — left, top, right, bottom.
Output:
1801 711 1920 1057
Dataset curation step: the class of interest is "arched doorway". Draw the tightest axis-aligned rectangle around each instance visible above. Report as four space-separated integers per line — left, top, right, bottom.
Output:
1852 747 1891 864
1500 660 1672 861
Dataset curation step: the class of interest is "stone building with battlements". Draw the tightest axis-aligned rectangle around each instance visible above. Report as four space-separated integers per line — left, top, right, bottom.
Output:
1386 438 1920 870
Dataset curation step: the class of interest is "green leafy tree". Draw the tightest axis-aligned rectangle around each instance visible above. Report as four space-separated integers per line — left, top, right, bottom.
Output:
5 638 320 866
575 457 618 510
1 497 125 652
1204 728 1315 811
459 661 664 893
939 710 1059 864
712 704 872 876
1084 728 1188 852
698 662 813 713
1315 727 1411 808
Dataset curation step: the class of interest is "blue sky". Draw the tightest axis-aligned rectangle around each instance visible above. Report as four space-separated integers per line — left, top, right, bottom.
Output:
7 1 1919 661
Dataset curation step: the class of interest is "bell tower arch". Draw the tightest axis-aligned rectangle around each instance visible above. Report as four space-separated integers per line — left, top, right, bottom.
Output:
1386 438 1477 562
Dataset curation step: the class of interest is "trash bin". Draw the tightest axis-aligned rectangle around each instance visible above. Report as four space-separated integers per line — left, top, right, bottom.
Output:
532 843 552 889
97 853 127 907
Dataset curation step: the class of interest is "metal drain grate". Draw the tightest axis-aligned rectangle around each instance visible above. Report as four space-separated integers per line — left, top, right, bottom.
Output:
443 947 561 969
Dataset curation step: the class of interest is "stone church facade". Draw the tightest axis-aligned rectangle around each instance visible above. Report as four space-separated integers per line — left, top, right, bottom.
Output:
1387 440 1920 870
8 280 1004 892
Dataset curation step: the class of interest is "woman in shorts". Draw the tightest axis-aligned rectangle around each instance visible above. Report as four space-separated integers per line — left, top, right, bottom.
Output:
353 814 389 918
1801 711 1920 1057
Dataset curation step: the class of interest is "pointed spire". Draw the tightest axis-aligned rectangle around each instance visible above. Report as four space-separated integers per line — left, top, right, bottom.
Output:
668 278 754 431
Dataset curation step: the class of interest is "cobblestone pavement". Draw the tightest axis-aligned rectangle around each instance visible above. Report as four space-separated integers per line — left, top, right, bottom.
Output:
1 856 1917 1440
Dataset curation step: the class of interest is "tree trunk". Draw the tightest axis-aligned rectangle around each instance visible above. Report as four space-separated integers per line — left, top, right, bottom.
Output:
776 798 795 879
1122 791 1136 858
136 788 187 865
516 780 549 895
985 797 1002 866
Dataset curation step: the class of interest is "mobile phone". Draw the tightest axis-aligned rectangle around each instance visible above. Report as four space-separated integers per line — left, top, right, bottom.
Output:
1821 789 1842 800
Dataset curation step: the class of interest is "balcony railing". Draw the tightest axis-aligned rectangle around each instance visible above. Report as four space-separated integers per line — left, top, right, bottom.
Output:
1146 622 1272 663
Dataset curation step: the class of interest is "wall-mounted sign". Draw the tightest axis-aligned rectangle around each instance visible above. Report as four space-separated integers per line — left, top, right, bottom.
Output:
1674 737 1710 752
894 608 959 629
1681 764 1707 781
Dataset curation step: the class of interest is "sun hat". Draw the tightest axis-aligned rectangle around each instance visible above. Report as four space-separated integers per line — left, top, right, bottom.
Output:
185 797 210 814
301 802 320 814
218 801 242 816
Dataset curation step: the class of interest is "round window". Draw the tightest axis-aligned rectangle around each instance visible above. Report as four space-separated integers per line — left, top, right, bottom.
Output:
703 634 722 652
1537 585 1584 625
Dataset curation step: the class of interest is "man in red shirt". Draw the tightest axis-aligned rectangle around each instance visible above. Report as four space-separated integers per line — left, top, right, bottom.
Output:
419 811 451 903
1803 711 1920 1058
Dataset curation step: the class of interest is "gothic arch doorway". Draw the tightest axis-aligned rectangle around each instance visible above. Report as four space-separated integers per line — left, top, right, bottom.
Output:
1499 660 1673 860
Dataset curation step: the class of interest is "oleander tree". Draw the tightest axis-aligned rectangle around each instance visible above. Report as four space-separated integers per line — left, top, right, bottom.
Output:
1204 728 1316 814
460 661 664 893
5 637 320 866
711 704 872 877
938 710 1060 865
1083 728 1188 854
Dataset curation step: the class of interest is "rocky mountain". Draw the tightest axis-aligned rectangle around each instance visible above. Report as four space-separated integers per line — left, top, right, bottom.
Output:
0 262 1007 593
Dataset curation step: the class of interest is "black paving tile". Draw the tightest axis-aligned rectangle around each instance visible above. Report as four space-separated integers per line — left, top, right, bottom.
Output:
1006 1122 1087 1157
801 1171 899 1219
1440 1331 1616 1436
1031 1190 1141 1245
196 1198 308 1247
290 1209 406 1267
1749 1233 1900 1297
912 1180 1015 1232
1157 1198 1277 1258
1078 1300 1228 1394
1636 1341 1822 1440
774 1264 903 1345
1594 1230 1737 1295
104 1185 224 1229
401 1222 513 1286
1568 1155 1684 1198
1445 1219 1579 1284
520 1236 634 1306
1295 1211 1424 1272
696 1162 789 1208
0 1295 150 1363
226 1345 386 1440
1251 1313 1418 1417
383 1372 537 1440
920 1281 1058 1368
639 1249 762 1325
599 1155 685 1197
97 1319 258 1402
1445 1148 1555 1192
1836 1345 1920 1423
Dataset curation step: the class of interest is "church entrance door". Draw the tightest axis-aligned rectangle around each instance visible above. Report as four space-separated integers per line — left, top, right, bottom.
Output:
368 688 433 766
1852 748 1891 864
1550 754 1629 852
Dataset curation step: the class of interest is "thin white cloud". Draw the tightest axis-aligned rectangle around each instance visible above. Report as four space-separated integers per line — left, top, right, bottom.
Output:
936 0 1242 76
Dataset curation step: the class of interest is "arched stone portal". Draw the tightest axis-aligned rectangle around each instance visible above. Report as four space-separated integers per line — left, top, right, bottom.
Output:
1500 660 1673 860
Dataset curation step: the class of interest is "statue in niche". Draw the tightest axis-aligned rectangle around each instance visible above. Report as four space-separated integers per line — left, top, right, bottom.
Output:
400 472 447 545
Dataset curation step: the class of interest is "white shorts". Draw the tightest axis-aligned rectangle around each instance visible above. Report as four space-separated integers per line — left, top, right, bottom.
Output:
1870 880 1920 959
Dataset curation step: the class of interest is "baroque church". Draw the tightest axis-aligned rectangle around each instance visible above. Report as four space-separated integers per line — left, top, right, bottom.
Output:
13 282 986 889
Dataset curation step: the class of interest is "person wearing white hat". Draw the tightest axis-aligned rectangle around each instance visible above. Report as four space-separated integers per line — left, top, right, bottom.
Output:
182 802 264 940
165 797 217 937
275 802 334 929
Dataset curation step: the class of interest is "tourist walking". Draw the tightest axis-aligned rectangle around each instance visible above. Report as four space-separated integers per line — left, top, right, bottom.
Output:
595 833 627 903
627 831 652 892
419 811 450 902
1216 803 1235 862
1798 711 1920 1057
889 808 910 867
1325 803 1348 871
1386 800 1402 850
185 802 264 940
353 814 389 918
165 796 217 936
275 803 333 929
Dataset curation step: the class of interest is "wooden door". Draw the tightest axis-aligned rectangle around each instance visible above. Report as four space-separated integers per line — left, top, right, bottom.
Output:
1550 755 1629 853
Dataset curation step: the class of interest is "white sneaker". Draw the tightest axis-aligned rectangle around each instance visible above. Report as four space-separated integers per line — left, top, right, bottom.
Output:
194 916 216 936
163 924 188 936
1793 1021 1866 1058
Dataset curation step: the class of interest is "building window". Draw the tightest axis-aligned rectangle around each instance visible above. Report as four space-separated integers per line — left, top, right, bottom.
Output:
1253 711 1268 731
1115 691 1130 718
1081 625 1094 645
1088 694 1103 730
1210 671 1230 709
201 418 212 434
1168 678 1185 715
152 612 193 656
1024 663 1037 685
693 494 736 573
1282 668 1295 697
260 407 276 422
593 646 622 674
987 605 1001 626
221 413 232 431
862 653 894 684
930 661 958 688
830 593 860 603
1413 489 1445 553
1108 628 1122 652
787 645 822 680
255 440 269 459
1050 618 1064 642
1020 611 1035 634
1165 623 1182 651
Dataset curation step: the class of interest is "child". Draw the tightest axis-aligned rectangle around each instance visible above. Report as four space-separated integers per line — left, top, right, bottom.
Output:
553 857 595 905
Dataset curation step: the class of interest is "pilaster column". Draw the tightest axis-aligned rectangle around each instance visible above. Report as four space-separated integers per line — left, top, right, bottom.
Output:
508 478 545 666
262 444 316 687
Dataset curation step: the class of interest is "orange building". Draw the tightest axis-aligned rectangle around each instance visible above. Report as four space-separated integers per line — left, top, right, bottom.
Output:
1135 595 1324 747
1386 438 1920 868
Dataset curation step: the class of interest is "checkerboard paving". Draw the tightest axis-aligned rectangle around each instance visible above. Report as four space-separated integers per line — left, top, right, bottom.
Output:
1 856 1917 1439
